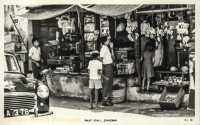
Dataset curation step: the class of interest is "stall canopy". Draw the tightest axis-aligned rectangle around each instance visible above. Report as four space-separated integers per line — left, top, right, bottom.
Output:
77 4 143 16
14 4 145 20
13 4 84 20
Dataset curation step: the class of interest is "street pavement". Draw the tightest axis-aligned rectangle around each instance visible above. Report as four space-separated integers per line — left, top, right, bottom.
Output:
49 96 195 117
1 96 196 125
1 106 196 125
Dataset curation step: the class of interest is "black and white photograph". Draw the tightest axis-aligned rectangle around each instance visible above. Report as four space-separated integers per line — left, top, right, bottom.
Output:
0 0 199 125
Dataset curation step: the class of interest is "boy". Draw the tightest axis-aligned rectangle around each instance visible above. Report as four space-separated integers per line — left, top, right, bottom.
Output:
29 38 42 80
88 51 109 109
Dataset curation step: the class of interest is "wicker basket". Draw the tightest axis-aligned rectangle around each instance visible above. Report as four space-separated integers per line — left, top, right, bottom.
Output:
82 86 90 101
111 88 126 104
127 77 138 87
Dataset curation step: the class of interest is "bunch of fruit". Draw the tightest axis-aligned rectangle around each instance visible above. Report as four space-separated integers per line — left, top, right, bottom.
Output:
155 76 189 86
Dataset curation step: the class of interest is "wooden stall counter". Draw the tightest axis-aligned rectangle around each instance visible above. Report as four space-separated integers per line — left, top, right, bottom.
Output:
43 72 138 103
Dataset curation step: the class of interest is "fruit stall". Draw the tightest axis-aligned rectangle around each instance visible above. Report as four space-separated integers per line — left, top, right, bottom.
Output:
13 4 195 106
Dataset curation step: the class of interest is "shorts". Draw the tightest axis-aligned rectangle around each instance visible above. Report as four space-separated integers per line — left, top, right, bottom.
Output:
89 79 102 89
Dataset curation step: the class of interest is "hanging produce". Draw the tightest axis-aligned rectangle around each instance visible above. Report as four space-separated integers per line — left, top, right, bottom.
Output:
126 20 138 33
56 14 76 35
162 22 173 40
116 22 126 32
176 22 190 47
126 20 138 42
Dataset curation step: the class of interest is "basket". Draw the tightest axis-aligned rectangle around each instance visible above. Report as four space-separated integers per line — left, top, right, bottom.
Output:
111 88 126 104
158 86 185 110
127 77 138 87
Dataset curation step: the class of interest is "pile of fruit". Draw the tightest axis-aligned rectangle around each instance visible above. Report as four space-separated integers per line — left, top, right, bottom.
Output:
154 76 189 86
164 96 175 103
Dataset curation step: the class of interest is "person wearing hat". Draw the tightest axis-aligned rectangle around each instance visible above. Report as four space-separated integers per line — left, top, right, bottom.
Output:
88 51 109 109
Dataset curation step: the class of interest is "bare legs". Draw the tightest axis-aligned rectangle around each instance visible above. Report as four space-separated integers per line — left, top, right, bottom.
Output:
90 89 94 109
94 89 98 108
90 89 99 109
147 78 150 91
142 77 146 91
142 77 151 91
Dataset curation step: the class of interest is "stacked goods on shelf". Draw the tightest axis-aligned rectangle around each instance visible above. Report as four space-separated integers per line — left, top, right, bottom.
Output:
84 14 96 51
4 32 21 52
115 47 135 75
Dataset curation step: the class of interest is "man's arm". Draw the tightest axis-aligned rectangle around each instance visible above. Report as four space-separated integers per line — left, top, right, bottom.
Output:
99 57 103 63
97 69 109 81
29 48 40 67
29 57 40 67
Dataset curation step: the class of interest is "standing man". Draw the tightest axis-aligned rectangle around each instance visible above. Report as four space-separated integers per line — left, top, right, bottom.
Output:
29 38 42 80
100 36 114 106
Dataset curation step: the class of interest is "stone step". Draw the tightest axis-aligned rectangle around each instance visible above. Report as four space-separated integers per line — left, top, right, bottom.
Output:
126 86 189 106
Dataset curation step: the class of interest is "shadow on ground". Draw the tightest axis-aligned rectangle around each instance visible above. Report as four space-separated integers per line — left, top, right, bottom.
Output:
50 96 195 117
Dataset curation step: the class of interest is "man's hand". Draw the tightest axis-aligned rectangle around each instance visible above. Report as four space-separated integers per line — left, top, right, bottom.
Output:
36 62 40 67
104 76 109 81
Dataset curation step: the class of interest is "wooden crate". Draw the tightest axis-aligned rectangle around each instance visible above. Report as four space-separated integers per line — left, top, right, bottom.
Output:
158 86 185 110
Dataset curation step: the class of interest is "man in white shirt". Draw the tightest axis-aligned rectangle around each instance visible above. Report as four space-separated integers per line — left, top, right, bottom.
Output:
29 38 42 79
100 36 114 106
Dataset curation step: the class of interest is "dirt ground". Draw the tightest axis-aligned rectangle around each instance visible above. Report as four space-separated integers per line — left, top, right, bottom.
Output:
50 96 195 117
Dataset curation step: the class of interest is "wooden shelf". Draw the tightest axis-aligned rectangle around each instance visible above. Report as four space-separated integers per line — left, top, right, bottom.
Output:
84 31 94 33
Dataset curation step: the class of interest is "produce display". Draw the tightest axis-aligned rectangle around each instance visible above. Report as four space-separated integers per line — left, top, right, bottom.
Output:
164 96 175 103
170 66 178 72
181 66 189 73
126 20 138 42
84 23 95 32
154 76 189 86
84 33 95 41
100 15 110 36
56 15 76 35
84 15 94 23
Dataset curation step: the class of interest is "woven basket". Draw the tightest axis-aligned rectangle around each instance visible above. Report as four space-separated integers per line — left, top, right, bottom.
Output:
127 77 138 87
83 86 90 101
111 88 126 104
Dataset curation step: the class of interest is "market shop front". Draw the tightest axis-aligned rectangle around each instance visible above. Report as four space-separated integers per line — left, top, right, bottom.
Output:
14 4 195 109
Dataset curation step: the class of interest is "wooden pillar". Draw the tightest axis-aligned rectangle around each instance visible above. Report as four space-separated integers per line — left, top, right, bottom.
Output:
80 12 85 70
133 11 141 85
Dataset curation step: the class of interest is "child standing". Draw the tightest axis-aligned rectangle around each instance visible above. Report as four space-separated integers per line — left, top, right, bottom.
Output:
139 42 155 92
88 51 109 109
29 38 42 80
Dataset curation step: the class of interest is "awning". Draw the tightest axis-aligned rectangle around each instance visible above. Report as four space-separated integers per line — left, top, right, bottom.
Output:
77 4 143 16
14 4 146 20
13 5 82 20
